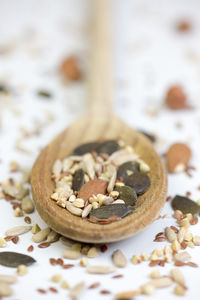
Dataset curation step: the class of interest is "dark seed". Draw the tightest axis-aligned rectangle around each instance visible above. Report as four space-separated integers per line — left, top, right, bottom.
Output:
117 161 140 181
72 169 85 191
96 140 119 155
125 172 150 195
73 142 100 155
37 90 52 98
38 242 50 248
139 130 156 143
115 185 137 206
171 195 200 215
0 251 36 267
0 84 10 94
89 204 134 221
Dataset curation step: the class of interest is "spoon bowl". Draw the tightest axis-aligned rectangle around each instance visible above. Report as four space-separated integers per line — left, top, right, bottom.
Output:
31 113 167 243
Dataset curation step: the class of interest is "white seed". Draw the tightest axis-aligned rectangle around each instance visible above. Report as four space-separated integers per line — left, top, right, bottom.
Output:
92 201 99 209
2 183 18 198
80 257 88 267
5 225 32 237
15 187 29 200
165 227 177 242
115 290 141 299
138 159 150 172
69 195 76 203
46 230 60 243
51 192 58 201
69 281 84 299
178 227 186 243
59 236 75 247
131 255 141 264
14 207 23 217
140 253 148 261
193 235 200 246
148 277 173 288
187 241 195 248
113 199 125 204
87 265 116 274
102 196 114 205
32 227 50 243
174 285 186 296
171 239 181 251
184 232 193 242
150 269 160 279
107 165 117 193
174 251 191 262
31 224 41 234
66 201 82 216
82 204 92 218
21 196 34 214
0 282 13 296
52 159 62 175
51 274 62 283
83 153 95 180
164 245 172 255
73 198 85 208
63 249 81 259
61 280 70 289
179 218 189 228
170 268 185 285
0 238 7 248
174 210 183 220
17 265 27 276
63 158 73 172
57 199 66 208
112 250 127 268
0 275 17 284
109 191 119 199
141 283 155 295
154 248 163 257
115 182 125 187
87 247 98 258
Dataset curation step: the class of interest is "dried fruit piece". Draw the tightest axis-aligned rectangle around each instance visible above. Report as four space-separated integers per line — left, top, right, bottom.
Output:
78 179 107 201
89 204 134 221
112 250 127 268
73 142 100 155
96 140 120 155
166 143 191 173
115 186 137 206
117 161 139 180
165 86 188 110
125 172 150 195
60 56 81 81
171 195 200 215
72 169 85 191
0 252 36 267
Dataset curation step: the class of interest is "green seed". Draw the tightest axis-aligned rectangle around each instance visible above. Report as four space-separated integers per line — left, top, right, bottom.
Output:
96 140 120 155
89 204 134 220
0 252 36 268
115 186 137 206
125 172 150 195
171 195 200 215
73 142 100 155
37 90 52 98
72 169 85 191
117 161 140 180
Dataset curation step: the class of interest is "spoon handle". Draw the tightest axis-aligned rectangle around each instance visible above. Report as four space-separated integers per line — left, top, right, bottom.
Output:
88 0 112 114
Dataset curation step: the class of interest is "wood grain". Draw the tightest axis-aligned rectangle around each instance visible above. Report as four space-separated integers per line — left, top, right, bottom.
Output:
31 114 167 243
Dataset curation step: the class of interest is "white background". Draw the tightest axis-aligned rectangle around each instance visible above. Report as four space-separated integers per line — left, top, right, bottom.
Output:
0 0 200 299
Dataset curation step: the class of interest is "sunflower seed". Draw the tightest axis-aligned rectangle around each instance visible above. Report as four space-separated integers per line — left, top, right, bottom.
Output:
52 159 62 175
112 250 127 268
46 230 60 243
170 269 185 285
69 281 84 299
0 252 36 267
21 196 34 214
5 226 32 237
165 227 177 242
115 290 141 299
174 251 191 262
66 202 82 216
87 265 116 274
0 282 13 296
148 277 173 288
32 227 50 243
107 165 117 193
87 247 98 258
0 275 17 284
82 204 92 218
63 249 81 259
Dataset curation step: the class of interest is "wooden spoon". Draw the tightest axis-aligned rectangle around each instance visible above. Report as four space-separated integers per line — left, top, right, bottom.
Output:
31 0 167 243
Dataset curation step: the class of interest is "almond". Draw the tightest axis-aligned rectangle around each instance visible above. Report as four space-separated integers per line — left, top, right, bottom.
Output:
166 143 191 173
165 86 188 110
78 179 107 201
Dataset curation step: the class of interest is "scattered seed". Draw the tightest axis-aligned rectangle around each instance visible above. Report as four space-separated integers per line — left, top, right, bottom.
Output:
166 143 191 173
60 56 81 81
112 274 123 279
88 282 100 289
17 264 27 276
38 242 50 248
170 268 185 285
32 227 50 243
190 217 198 225
0 238 7 248
49 287 58 293
31 224 41 234
27 245 34 252
0 282 13 297
171 195 200 215
154 236 166 242
63 249 81 260
5 225 31 237
69 281 84 299
100 289 111 295
148 277 173 288
174 251 191 262
24 216 31 224
87 265 116 274
61 280 70 289
87 247 98 258
174 284 186 296
37 288 46 294
150 269 160 279
165 227 177 242
187 261 198 267
21 196 34 214
0 251 36 267
11 236 19 244
0 275 17 284
63 264 74 269
141 283 155 295
46 231 60 243
37 90 52 98
112 250 127 268
115 289 141 299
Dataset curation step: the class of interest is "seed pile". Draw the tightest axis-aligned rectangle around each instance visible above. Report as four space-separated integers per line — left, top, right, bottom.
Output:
51 139 151 223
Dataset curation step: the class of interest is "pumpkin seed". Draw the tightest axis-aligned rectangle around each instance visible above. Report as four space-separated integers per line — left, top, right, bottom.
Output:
96 140 119 155
37 90 52 98
171 195 200 215
115 186 137 206
125 172 150 195
72 169 85 191
117 161 140 180
0 252 36 268
89 204 134 221
73 142 100 155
